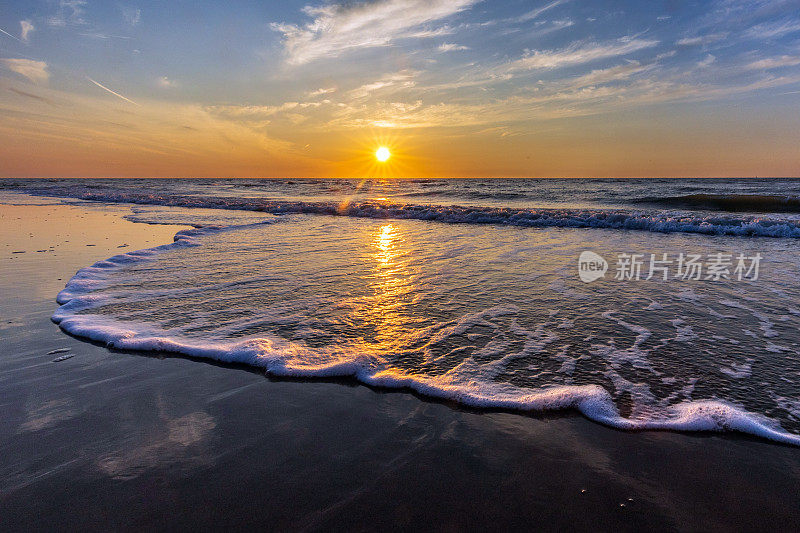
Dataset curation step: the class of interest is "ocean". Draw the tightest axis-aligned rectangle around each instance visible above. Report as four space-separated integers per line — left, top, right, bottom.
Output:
3 177 800 445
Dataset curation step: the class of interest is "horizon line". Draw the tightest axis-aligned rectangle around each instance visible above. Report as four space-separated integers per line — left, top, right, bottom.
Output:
3 176 799 180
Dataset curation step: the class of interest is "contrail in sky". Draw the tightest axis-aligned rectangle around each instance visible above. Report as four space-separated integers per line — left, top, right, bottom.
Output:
0 27 23 42
87 77 140 106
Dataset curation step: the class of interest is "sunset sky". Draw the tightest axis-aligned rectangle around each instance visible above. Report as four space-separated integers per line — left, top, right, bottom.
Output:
1 0 800 177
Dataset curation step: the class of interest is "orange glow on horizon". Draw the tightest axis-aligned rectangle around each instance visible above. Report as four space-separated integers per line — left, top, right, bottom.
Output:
330 129 428 178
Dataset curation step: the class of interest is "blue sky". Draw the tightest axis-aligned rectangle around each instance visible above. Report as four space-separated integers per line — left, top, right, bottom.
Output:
1 1 800 177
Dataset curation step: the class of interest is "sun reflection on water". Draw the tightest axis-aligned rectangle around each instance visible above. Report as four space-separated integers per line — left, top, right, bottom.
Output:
364 223 416 346
376 224 396 264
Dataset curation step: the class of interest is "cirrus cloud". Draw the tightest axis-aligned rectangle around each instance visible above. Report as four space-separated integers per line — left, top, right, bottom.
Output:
438 43 470 52
271 0 479 65
506 37 659 72
746 55 800 70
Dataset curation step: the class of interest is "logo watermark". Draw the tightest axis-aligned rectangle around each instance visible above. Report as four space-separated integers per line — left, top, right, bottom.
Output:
578 251 762 283
578 251 609 283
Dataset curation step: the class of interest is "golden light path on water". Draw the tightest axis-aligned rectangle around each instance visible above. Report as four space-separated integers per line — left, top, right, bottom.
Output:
367 223 415 348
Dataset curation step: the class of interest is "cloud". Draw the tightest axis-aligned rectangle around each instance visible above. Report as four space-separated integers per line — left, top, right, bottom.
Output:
745 19 800 39
697 54 716 67
306 87 337 97
20 20 34 42
676 33 728 46
746 55 800 70
47 0 88 27
157 76 177 88
506 38 659 72
122 7 141 27
8 87 56 105
0 58 50 83
548 19 575 30
566 62 653 89
271 0 479 65
206 100 333 120
323 72 800 130
438 43 470 52
348 70 417 99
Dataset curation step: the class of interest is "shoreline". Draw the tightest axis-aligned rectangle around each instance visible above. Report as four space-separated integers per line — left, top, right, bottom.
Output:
1 198 800 530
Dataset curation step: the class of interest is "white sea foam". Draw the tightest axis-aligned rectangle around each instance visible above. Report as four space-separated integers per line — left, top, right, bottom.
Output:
720 362 752 378
670 319 698 342
49 225 800 446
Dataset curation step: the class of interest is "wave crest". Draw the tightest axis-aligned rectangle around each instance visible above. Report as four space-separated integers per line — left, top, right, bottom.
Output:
21 189 800 238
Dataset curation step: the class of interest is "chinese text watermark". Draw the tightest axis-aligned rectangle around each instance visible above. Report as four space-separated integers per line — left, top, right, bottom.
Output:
578 251 762 283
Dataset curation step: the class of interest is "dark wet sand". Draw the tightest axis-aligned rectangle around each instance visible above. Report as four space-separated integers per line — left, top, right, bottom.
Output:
1 202 799 532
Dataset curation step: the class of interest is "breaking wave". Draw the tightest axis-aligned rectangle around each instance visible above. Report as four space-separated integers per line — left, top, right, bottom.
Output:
19 188 800 238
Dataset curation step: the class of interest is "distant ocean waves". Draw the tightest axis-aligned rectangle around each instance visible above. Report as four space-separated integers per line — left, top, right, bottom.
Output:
636 193 800 213
15 188 800 238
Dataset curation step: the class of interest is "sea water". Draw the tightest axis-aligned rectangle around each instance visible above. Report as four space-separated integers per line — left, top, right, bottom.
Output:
3 178 800 444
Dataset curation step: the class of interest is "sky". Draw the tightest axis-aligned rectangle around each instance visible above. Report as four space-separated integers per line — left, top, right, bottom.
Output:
1 0 800 178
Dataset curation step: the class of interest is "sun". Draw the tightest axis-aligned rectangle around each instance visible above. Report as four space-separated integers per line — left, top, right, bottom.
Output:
375 146 391 162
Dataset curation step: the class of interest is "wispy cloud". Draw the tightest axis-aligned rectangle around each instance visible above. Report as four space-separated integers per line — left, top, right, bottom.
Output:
320 72 800 130
20 20 34 42
271 0 479 65
506 38 659 72
565 62 654 89
48 0 88 27
546 19 575 30
746 55 800 70
348 70 418 99
745 19 800 39
697 54 716 68
306 87 337 97
1 58 50 83
157 76 177 88
676 33 728 46
87 77 139 105
438 43 470 52
1 86 303 176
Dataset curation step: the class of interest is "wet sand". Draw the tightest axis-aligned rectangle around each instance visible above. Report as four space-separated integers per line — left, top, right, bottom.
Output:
1 201 799 531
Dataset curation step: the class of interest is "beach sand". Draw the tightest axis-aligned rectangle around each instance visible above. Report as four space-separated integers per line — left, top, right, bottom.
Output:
1 201 799 531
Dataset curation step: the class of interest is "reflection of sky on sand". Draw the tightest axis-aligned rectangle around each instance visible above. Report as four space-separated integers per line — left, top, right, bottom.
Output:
96 395 216 480
0 199 188 303
18 397 80 433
